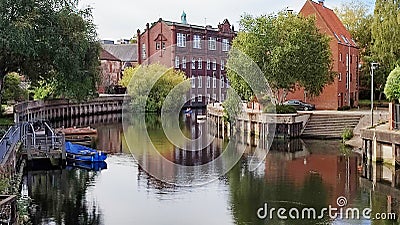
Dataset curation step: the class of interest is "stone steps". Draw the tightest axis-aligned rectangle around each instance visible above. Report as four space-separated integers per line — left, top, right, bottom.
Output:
301 114 362 139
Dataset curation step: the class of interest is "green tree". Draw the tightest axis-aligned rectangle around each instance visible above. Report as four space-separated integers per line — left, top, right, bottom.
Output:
2 72 28 103
227 13 333 103
0 0 100 102
121 64 189 112
384 66 400 102
371 0 400 100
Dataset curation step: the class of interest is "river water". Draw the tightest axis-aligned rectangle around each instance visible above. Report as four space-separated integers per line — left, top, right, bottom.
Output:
23 114 400 225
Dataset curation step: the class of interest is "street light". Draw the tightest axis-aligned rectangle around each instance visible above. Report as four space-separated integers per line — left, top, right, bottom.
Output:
370 62 379 127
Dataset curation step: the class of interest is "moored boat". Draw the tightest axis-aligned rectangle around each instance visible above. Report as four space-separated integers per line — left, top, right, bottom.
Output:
65 142 107 162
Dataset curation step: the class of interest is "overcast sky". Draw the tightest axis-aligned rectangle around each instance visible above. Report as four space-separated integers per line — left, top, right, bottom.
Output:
78 0 374 41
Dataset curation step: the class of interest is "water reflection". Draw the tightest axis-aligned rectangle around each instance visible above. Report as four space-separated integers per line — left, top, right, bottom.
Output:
24 114 400 224
25 168 102 224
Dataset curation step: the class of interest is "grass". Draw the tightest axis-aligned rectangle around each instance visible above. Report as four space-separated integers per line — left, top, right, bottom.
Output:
0 116 14 126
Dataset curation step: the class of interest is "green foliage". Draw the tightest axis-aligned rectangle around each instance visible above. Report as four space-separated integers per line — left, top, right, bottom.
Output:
33 77 56 100
0 178 9 194
384 66 400 102
2 73 28 103
371 0 400 94
222 89 242 123
125 64 189 112
119 67 135 87
264 104 296 114
341 127 354 141
0 0 100 101
227 12 333 103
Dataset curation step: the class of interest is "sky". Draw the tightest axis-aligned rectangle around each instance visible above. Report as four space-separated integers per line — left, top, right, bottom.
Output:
78 0 374 41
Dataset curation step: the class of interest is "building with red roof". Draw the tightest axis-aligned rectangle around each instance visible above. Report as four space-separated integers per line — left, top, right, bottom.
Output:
287 0 360 109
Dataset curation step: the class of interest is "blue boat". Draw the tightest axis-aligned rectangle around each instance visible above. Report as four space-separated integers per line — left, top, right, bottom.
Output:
66 160 107 171
65 142 107 162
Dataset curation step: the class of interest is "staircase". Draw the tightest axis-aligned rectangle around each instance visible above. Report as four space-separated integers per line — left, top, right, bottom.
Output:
301 114 362 139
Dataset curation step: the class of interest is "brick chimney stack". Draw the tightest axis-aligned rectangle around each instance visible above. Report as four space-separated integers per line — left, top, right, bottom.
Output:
318 0 325 6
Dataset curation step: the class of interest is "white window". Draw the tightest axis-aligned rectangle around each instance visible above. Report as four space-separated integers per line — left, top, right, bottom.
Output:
142 44 146 59
162 42 166 50
182 57 186 69
222 39 229 51
221 94 225 101
207 94 211 102
175 56 180 68
191 94 196 103
226 80 229 88
338 73 342 81
207 59 211 70
191 77 195 88
221 59 225 70
193 35 201 49
156 42 161 50
339 53 342 62
192 58 196 69
212 93 216 101
208 37 216 50
221 77 224 88
198 58 202 69
198 76 202 88
177 33 186 47
213 76 216 88
198 94 202 102
207 76 211 88
212 59 217 70
346 54 349 67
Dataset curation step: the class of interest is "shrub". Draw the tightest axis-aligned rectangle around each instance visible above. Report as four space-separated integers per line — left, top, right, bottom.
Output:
337 105 351 111
264 104 296 114
384 66 400 102
341 127 353 141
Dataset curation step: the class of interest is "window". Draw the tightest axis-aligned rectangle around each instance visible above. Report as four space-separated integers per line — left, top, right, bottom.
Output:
198 58 202 69
177 33 186 47
338 73 342 81
198 94 202 102
226 80 229 88
207 76 211 88
221 77 224 88
142 44 146 59
212 93 216 101
207 59 211 70
156 42 161 50
192 58 196 69
191 94 196 103
198 76 202 88
175 56 180 68
208 37 216 50
221 59 225 70
207 94 210 102
339 53 342 62
221 94 225 101
162 42 166 50
191 77 195 88
182 57 186 69
193 35 201 49
213 76 216 88
212 59 217 70
346 54 349 67
222 39 229 51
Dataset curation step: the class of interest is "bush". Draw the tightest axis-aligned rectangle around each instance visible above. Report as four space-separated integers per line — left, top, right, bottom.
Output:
341 127 353 141
384 66 400 102
337 105 351 111
264 104 296 114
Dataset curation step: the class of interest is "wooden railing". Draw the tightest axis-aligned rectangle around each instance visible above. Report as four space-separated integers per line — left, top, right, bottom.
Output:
0 195 17 225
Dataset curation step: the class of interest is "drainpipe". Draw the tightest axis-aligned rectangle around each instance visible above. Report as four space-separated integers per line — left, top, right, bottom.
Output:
348 44 351 106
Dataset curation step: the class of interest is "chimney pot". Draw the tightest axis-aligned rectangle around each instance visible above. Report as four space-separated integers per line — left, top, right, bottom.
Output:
318 0 325 6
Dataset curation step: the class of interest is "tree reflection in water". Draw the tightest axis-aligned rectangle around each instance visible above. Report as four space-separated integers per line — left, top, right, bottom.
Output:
27 168 102 225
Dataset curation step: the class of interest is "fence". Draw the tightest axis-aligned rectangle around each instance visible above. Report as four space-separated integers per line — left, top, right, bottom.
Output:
0 126 20 165
0 195 17 225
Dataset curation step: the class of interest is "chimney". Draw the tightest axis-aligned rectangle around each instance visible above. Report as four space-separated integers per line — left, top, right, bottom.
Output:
318 0 324 6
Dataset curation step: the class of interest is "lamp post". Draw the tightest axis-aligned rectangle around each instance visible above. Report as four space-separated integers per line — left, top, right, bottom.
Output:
370 62 379 126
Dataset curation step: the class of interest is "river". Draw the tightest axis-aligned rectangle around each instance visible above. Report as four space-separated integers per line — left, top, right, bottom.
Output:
22 114 400 225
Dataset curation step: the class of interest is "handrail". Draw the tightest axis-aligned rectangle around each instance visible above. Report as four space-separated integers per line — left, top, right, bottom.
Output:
44 121 55 148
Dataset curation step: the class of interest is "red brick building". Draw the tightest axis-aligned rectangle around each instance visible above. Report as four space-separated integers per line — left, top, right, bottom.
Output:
137 13 236 107
287 0 360 109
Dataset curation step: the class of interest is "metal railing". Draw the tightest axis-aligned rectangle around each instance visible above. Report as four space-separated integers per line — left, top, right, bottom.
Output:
394 104 400 130
0 126 20 164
